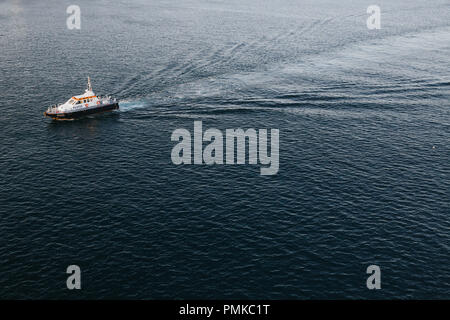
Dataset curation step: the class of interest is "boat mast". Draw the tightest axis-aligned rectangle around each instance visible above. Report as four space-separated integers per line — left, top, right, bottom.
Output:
87 76 92 92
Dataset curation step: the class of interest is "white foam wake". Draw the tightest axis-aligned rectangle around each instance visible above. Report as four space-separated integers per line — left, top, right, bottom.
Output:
119 100 146 112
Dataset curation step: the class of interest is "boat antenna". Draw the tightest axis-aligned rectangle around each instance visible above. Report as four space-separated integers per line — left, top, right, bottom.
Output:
87 76 92 92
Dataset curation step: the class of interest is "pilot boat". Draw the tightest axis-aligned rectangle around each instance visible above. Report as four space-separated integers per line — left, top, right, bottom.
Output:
44 77 119 120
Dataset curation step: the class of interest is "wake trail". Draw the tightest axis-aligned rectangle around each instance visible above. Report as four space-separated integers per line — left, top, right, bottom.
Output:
119 99 147 112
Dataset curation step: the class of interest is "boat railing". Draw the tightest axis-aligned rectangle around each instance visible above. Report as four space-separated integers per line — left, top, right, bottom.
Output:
97 95 116 105
46 103 62 113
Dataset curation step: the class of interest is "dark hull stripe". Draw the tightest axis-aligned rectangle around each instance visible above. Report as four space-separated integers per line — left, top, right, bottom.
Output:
45 103 119 120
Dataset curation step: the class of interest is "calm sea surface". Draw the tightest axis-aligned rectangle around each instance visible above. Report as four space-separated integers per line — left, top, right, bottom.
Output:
0 0 449 299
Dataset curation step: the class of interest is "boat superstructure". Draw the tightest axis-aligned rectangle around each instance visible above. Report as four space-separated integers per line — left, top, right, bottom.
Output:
44 77 119 120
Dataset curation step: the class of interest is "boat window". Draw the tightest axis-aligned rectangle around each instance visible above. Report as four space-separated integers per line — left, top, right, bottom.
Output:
69 99 75 104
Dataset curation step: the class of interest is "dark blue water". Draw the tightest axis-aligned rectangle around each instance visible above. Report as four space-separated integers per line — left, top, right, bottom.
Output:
1 0 449 299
